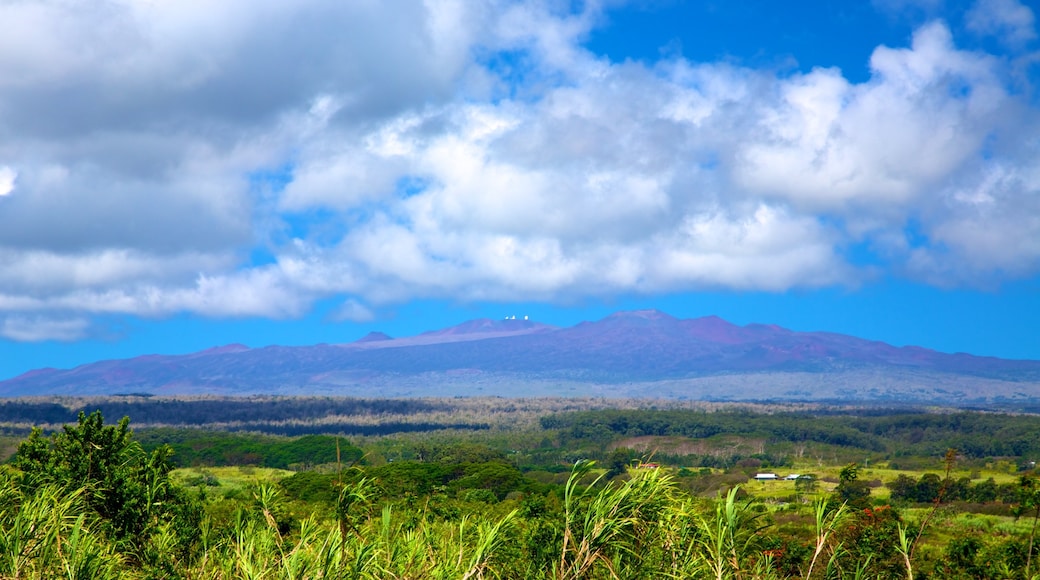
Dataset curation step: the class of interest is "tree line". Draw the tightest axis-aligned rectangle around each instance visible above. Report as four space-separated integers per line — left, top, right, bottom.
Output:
543 408 1040 462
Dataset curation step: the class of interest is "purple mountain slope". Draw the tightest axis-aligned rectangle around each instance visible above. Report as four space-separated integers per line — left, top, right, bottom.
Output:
2 310 1038 404
355 332 393 343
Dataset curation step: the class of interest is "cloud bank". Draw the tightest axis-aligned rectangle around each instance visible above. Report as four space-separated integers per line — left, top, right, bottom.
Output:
1 0 1038 340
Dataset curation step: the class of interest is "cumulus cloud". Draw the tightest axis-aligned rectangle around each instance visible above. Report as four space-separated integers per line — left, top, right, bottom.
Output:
915 160 1040 282
329 300 376 323
736 22 1008 212
0 0 1038 340
0 248 235 294
0 316 89 342
966 0 1037 48
0 166 14 196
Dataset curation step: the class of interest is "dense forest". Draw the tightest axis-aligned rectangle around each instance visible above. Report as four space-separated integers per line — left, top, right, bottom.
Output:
1 398 1039 578
544 409 1040 462
0 397 488 436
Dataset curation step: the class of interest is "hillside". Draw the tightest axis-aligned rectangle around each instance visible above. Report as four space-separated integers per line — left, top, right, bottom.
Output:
2 310 1038 405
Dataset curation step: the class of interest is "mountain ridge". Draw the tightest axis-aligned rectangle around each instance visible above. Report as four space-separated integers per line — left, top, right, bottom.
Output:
2 310 1038 405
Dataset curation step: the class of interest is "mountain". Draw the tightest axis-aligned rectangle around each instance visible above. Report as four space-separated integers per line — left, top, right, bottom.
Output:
355 332 393 343
2 310 1038 406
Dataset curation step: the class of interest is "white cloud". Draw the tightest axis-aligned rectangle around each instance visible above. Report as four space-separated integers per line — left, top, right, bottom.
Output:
966 0 1037 48
737 23 1006 212
329 299 376 323
0 2 1038 340
0 166 15 196
268 18 1032 301
913 160 1040 282
0 248 234 294
0 316 89 342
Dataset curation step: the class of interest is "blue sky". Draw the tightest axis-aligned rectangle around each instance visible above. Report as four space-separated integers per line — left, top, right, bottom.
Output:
1 0 1039 380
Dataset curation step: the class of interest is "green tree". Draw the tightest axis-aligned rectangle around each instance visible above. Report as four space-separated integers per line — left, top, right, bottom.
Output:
1015 474 1040 579
888 474 917 502
454 462 526 500
794 474 818 495
605 447 634 479
834 463 871 509
914 473 943 503
13 411 202 557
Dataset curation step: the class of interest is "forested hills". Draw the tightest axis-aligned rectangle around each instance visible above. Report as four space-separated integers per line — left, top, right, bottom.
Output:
2 309 1038 405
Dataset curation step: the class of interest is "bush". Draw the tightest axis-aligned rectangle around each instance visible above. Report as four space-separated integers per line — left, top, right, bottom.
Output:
13 411 204 555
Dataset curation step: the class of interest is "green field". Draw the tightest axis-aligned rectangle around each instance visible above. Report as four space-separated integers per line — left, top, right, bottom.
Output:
1 398 1039 579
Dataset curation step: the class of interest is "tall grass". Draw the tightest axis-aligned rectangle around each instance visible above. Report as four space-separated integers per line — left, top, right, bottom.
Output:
1 461 1037 579
557 460 674 579
804 498 850 579
0 481 123 580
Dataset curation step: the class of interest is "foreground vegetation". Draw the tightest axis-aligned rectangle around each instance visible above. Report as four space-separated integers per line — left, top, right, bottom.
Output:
2 399 1040 578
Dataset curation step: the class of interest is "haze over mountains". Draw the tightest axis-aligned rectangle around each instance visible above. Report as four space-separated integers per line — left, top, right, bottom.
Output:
2 310 1038 406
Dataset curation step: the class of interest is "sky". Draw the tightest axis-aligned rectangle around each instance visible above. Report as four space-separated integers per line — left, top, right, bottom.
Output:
1 0 1040 379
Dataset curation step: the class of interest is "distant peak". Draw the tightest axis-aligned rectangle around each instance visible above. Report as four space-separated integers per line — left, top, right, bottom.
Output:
421 317 547 337
421 318 494 336
356 331 393 343
10 367 59 380
688 315 735 326
198 343 250 355
745 323 787 332
606 309 677 321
